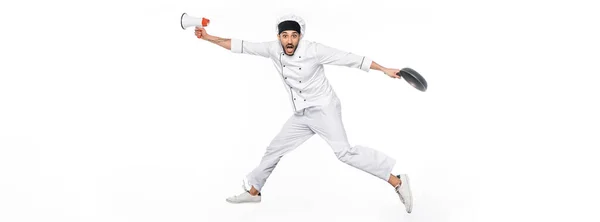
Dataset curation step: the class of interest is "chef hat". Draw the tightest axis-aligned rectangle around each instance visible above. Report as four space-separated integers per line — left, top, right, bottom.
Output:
275 14 306 39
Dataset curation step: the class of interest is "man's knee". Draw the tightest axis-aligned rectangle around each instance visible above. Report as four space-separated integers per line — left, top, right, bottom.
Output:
333 145 354 162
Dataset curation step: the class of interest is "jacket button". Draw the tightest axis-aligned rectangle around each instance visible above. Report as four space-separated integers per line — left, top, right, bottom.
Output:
299 67 301 70
284 77 287 79
283 65 286 67
294 98 296 100
299 81 302 83
304 99 306 101
299 56 301 58
299 91 302 93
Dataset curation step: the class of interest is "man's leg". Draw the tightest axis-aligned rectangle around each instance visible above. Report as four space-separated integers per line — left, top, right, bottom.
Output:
226 113 314 203
245 112 315 193
307 98 413 213
308 98 397 182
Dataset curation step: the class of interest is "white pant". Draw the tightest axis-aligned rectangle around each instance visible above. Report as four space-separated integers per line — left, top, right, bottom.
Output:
245 97 397 192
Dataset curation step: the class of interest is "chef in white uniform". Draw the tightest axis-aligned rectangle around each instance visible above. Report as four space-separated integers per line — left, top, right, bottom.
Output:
194 14 413 213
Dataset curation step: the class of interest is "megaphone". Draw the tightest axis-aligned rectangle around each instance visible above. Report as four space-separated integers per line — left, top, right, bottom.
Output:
180 13 210 30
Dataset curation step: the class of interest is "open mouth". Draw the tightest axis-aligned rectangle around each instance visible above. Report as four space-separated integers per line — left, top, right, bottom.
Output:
284 44 295 54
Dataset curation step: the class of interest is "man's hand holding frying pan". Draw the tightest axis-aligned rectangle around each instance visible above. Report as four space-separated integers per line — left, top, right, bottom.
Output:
369 61 428 92
383 68 402 79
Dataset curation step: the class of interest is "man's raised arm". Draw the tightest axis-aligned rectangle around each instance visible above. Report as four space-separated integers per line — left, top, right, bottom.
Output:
195 27 272 58
196 27 231 50
315 42 401 79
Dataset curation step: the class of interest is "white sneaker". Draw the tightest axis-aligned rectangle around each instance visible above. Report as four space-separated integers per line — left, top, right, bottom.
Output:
394 174 413 213
226 191 261 203
225 182 261 204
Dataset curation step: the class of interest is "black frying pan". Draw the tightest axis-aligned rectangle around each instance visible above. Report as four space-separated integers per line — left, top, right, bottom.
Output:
397 67 428 92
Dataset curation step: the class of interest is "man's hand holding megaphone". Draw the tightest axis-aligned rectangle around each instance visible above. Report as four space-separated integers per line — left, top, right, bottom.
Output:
194 27 207 40
182 12 231 50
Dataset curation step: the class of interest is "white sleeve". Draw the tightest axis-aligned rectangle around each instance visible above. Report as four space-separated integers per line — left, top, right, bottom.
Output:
231 38 272 58
314 42 372 72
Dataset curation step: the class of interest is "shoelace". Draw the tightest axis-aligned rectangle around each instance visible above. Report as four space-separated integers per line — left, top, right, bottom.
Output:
234 181 249 199
395 185 405 204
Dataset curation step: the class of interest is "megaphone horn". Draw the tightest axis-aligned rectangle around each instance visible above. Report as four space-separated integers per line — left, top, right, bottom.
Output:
180 13 210 30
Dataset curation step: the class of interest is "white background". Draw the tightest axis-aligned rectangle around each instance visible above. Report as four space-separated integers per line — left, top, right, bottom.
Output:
1 0 599 221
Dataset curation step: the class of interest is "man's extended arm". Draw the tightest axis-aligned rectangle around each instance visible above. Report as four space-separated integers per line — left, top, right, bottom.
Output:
195 27 231 50
195 27 272 58
315 42 401 78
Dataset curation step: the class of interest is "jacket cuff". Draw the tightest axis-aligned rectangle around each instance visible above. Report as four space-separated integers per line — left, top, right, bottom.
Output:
231 38 243 53
360 56 372 72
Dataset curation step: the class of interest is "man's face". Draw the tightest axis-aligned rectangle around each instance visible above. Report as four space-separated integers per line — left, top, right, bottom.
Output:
278 30 300 55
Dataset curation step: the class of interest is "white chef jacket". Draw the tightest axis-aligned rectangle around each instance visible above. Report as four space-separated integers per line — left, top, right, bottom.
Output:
230 38 373 114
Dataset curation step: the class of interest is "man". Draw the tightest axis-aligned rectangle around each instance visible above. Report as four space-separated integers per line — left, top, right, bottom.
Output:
194 14 413 213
